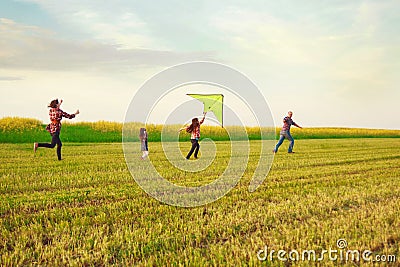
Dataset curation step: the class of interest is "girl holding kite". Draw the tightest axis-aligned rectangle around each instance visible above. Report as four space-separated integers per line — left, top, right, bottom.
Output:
179 112 206 160
34 99 79 160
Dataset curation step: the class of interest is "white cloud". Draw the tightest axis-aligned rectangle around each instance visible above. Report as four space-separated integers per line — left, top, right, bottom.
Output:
18 0 156 49
0 76 23 81
2 1 399 128
208 2 400 129
210 7 322 67
210 3 399 88
0 18 217 71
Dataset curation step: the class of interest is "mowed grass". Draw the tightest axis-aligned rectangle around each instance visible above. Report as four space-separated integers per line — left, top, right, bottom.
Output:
1 117 400 143
0 139 399 266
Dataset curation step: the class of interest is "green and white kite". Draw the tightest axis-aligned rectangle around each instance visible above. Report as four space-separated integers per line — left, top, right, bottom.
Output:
187 94 224 127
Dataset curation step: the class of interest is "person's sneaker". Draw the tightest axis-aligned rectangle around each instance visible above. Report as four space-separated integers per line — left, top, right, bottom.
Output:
272 149 276 154
288 151 295 154
33 142 38 153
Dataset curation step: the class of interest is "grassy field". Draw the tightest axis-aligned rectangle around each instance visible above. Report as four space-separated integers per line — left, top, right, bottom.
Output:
1 139 399 266
1 117 400 143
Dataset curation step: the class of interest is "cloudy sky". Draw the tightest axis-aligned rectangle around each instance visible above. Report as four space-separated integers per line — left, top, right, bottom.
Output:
0 0 399 129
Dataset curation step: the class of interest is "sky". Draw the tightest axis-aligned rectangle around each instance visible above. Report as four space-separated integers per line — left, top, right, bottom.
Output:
0 0 399 129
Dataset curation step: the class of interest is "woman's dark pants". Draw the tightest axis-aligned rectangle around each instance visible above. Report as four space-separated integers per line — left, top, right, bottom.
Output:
186 139 200 159
38 131 62 160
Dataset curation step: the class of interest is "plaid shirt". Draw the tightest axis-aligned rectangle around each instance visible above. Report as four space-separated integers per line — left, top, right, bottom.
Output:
47 108 75 134
139 130 148 141
189 117 205 139
281 116 298 133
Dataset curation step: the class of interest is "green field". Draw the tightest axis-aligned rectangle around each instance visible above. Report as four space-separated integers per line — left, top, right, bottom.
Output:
1 117 400 143
1 139 399 266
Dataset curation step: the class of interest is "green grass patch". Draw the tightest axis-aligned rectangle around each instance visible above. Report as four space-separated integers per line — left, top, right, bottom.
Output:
0 139 399 265
1 117 399 143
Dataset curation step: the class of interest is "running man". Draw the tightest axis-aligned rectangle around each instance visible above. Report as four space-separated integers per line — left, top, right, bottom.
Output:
273 111 302 153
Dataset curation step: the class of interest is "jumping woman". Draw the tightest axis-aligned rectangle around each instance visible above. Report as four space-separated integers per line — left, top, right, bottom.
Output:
34 99 79 160
179 112 206 160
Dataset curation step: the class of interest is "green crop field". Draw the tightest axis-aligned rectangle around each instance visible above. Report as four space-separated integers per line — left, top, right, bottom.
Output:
1 138 399 266
1 117 400 143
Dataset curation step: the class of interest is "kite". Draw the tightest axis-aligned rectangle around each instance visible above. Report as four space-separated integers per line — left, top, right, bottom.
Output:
187 94 224 127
